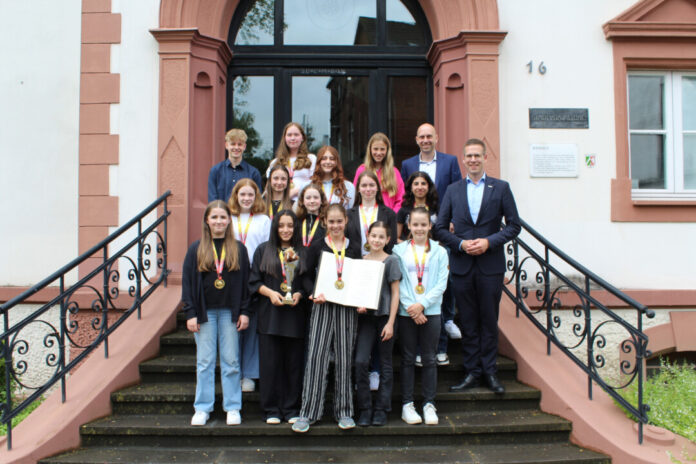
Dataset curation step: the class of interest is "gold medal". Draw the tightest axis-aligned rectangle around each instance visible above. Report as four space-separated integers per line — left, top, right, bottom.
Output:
363 243 370 251
415 284 425 294
335 279 345 290
290 181 295 190
280 282 290 293
214 278 225 290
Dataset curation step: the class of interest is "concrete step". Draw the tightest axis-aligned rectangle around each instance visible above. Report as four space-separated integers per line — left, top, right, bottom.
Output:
111 380 541 415
41 443 610 464
139 351 518 383
77 411 575 448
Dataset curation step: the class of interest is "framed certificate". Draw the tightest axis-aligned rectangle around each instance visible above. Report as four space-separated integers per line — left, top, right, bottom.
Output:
313 252 384 309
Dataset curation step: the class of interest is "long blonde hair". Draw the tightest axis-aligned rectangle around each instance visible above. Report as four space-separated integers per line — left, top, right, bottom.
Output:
364 132 397 196
197 200 240 272
228 179 267 215
274 122 313 171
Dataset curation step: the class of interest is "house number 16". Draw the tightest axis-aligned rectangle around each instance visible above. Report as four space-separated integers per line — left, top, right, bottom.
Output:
526 61 547 75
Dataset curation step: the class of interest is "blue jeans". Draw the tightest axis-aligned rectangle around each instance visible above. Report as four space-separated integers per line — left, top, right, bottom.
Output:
240 311 259 379
194 308 242 413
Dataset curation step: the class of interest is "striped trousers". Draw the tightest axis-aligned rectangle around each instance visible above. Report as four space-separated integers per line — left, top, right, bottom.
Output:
299 302 358 421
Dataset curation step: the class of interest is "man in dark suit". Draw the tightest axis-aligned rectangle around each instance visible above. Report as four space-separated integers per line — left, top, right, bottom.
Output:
435 138 521 394
400 123 462 202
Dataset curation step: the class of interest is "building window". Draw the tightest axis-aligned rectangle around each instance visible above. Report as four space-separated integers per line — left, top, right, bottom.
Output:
629 72 696 199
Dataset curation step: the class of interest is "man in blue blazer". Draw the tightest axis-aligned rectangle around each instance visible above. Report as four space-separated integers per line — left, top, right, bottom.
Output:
435 138 520 394
400 123 462 202
401 124 463 361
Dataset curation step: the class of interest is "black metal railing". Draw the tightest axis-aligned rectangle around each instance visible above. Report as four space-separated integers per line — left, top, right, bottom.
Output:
0 191 171 449
503 218 654 444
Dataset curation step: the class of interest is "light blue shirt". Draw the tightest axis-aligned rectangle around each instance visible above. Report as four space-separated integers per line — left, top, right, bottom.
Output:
418 152 437 184
466 173 486 224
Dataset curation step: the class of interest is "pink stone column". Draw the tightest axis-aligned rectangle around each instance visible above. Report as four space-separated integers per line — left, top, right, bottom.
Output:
150 29 232 281
428 31 507 178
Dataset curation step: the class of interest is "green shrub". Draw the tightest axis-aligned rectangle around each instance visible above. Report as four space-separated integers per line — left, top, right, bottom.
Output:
617 359 696 443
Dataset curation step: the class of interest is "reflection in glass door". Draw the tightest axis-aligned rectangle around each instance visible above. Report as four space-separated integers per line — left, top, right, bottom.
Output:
230 76 275 174
292 76 369 178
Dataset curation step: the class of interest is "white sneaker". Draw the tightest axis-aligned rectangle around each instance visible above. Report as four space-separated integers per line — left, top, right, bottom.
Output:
227 409 241 425
436 353 450 366
444 320 462 339
401 402 422 425
415 355 422 367
369 371 380 391
266 417 281 425
423 403 438 425
191 411 209 426
241 378 255 392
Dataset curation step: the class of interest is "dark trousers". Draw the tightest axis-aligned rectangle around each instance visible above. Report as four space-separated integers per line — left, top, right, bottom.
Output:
437 277 456 354
452 266 504 378
355 314 395 412
258 333 304 421
399 314 440 405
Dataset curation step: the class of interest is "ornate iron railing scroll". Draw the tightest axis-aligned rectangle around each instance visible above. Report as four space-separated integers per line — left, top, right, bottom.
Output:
0 191 171 449
503 218 654 444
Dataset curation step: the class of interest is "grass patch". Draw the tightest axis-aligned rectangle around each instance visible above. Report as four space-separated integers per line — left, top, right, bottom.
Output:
0 395 44 436
617 359 696 443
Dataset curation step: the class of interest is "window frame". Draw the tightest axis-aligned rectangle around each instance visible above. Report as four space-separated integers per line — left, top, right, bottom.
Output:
628 70 696 200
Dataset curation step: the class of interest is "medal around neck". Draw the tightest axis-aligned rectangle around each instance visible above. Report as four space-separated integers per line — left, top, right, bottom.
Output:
214 278 225 290
334 279 345 290
415 284 425 294
280 282 290 293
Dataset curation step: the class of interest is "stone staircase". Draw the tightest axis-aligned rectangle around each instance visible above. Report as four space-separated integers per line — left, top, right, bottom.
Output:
41 313 610 463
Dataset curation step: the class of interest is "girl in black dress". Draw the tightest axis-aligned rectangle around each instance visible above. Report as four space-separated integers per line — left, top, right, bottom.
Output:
396 171 439 242
249 210 308 424
295 183 327 247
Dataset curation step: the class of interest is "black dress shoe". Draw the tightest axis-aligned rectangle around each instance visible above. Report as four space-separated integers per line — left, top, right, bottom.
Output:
371 409 387 426
357 409 372 427
449 374 481 392
485 374 505 395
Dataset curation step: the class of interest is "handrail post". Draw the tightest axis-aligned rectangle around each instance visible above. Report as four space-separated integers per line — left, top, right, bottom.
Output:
102 244 109 358
3 310 11 450
637 309 645 444
163 195 169 288
514 240 520 317
544 247 551 355
137 220 143 320
585 276 592 400
59 276 67 403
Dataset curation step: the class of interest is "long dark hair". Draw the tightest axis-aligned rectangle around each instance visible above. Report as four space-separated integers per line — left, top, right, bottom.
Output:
259 209 303 278
295 183 328 222
263 164 293 213
403 171 439 211
354 170 384 206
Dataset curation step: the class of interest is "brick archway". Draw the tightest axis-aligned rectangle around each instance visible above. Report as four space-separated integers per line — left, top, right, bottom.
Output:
153 0 503 277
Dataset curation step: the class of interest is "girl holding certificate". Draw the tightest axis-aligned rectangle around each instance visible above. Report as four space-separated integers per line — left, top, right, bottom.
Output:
393 207 449 426
292 204 362 433
346 171 397 256
249 210 307 424
228 179 272 393
182 200 250 427
295 184 327 247
353 133 405 212
266 122 317 200
354 221 401 427
263 165 293 220
310 145 355 208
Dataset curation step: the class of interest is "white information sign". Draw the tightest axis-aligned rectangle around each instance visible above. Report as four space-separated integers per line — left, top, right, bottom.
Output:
529 143 578 178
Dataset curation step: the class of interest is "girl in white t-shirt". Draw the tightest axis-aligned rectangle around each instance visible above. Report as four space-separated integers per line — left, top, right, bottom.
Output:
228 179 271 393
266 122 316 201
